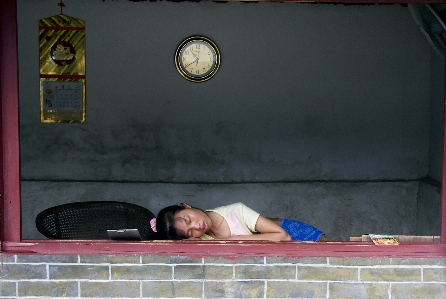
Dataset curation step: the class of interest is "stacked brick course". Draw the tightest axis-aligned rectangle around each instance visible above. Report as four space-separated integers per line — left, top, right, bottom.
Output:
1 254 445 298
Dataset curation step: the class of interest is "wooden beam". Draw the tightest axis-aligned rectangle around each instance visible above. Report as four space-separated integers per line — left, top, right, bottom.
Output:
4 240 446 258
0 0 21 243
442 51 446 244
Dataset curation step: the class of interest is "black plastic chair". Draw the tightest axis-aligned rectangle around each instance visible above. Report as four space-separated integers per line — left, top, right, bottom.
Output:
36 201 156 240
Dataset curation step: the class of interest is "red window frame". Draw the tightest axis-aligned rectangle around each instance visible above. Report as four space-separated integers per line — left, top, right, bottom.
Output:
1 0 445 257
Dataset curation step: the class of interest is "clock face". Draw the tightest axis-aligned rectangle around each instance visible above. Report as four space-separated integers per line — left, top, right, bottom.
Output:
175 36 220 82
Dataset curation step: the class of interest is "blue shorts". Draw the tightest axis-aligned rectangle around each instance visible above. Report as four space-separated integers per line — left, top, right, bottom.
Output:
280 219 324 241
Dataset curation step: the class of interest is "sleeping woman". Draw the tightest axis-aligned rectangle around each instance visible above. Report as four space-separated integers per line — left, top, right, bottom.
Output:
151 202 328 242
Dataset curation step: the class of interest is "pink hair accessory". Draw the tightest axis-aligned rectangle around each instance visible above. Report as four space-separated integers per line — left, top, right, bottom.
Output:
150 218 157 232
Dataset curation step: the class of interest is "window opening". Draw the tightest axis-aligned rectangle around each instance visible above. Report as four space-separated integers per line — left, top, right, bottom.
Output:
1 0 445 257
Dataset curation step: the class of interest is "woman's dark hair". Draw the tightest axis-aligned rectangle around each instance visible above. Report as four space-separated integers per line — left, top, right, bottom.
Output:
155 205 188 240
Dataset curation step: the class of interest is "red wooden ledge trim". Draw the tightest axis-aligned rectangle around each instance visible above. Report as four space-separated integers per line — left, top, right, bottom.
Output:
39 26 85 31
231 0 446 3
4 241 446 258
40 74 86 79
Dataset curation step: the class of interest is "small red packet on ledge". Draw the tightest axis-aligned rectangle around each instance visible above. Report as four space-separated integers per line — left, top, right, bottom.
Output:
369 234 399 245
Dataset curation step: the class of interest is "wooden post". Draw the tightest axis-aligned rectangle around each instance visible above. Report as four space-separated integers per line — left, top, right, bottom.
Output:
0 0 21 243
442 51 446 244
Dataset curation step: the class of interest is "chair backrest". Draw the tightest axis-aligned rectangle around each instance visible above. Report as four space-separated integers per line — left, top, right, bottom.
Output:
36 201 156 240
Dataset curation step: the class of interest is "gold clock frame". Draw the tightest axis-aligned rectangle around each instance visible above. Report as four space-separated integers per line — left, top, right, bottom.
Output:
175 36 220 83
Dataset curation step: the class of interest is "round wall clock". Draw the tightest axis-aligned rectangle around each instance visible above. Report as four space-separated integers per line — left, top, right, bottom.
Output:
175 36 220 82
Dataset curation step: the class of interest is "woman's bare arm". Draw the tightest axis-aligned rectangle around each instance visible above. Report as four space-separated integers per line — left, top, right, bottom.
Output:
213 216 291 241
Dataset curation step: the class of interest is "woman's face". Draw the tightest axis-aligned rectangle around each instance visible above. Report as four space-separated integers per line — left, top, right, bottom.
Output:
174 208 212 239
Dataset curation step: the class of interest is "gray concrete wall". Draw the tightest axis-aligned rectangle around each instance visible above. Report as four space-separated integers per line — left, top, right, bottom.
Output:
17 1 442 240
18 1 431 182
23 180 419 240
429 51 445 183
417 180 442 236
